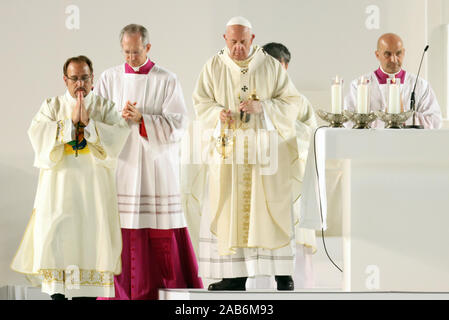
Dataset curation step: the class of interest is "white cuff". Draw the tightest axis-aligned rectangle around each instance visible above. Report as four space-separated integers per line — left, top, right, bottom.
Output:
83 120 98 143
57 119 74 143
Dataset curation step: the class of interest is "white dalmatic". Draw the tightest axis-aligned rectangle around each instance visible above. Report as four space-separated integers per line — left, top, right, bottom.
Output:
94 64 189 229
11 91 130 298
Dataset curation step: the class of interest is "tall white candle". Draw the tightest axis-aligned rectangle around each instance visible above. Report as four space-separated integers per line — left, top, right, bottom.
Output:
357 77 369 113
331 76 342 114
388 78 401 114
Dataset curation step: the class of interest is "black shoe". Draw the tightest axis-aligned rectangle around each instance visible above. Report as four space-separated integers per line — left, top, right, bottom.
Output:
51 293 68 300
208 277 247 291
275 276 294 291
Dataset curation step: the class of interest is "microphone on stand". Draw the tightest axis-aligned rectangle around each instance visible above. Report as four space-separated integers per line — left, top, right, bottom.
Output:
404 45 429 129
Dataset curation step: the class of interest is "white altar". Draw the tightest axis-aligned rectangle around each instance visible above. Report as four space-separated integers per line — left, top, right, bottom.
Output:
300 128 449 292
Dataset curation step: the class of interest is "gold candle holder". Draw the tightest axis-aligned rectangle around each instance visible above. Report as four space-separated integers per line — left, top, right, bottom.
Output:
316 109 350 128
375 110 413 129
344 110 377 129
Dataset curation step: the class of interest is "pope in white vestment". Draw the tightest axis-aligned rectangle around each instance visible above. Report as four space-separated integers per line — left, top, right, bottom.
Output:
192 17 313 290
11 56 130 299
344 33 441 129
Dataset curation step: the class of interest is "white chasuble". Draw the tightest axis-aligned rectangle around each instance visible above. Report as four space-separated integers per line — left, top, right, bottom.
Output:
344 71 441 129
94 64 189 229
11 91 130 297
192 46 313 277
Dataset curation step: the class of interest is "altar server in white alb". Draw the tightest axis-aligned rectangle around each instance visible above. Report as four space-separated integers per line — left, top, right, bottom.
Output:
11 56 130 300
192 16 314 291
94 24 202 300
344 33 441 128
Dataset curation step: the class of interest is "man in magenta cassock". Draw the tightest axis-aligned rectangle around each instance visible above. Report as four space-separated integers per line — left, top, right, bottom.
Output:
94 24 203 300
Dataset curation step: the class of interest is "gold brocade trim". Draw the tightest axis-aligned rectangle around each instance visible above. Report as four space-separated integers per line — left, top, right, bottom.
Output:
41 269 64 282
239 139 252 245
39 269 114 287
56 120 65 143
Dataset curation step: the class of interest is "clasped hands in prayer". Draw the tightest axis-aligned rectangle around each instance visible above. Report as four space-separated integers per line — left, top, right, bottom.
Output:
219 100 262 123
122 100 143 123
72 91 90 126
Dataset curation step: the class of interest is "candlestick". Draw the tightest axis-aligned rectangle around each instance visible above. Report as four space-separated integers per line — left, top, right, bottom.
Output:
357 76 370 114
387 77 401 114
331 76 343 114
317 109 350 128
375 110 413 129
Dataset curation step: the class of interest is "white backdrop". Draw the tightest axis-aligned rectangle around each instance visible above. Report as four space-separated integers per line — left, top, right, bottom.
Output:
0 0 446 286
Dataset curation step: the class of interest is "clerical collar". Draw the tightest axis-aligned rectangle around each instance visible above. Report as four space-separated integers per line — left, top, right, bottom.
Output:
374 66 406 84
65 89 93 104
125 58 155 74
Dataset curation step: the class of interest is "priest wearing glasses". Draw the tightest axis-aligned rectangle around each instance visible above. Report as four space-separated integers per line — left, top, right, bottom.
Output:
94 24 203 300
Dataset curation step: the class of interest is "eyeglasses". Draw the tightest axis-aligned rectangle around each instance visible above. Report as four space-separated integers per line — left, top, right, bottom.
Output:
66 75 92 83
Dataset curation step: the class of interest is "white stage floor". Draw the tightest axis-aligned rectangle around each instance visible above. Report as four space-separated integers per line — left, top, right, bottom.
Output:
2 286 449 300
159 288 449 300
4 237 447 300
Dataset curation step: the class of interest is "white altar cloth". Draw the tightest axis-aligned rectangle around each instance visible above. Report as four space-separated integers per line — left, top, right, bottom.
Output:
300 128 449 291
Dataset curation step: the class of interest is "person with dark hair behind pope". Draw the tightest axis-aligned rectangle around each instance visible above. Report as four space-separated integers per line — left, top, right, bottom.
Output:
263 42 318 288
